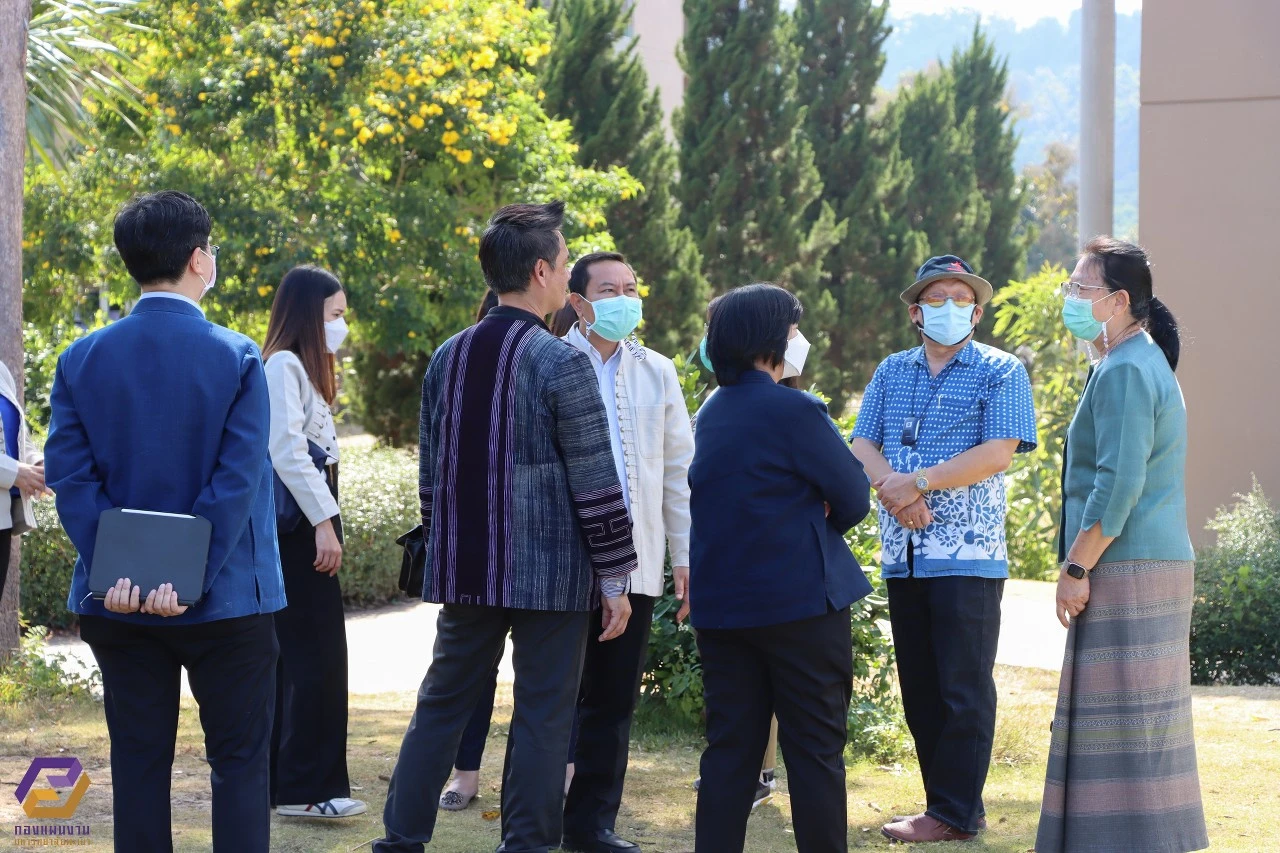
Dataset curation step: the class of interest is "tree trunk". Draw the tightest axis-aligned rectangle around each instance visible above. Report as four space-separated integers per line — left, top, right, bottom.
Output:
0 0 33 658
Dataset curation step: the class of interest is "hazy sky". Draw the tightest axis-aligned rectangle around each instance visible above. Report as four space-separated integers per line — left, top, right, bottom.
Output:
888 0 1143 28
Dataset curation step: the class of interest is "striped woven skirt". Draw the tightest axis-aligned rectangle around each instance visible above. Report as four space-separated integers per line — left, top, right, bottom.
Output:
1035 559 1208 853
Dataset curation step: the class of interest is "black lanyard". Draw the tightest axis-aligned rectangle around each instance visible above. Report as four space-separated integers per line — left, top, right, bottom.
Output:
909 354 952 422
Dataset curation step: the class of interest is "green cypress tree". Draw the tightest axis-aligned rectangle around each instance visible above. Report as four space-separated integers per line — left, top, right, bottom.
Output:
950 24 1030 291
540 0 709 355
794 0 927 406
890 67 991 270
677 0 830 296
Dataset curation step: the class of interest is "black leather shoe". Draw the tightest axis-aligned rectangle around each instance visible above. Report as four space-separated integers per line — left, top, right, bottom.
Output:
561 830 641 853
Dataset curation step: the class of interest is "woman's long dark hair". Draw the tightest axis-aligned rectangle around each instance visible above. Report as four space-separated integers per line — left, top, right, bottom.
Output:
1081 237 1180 372
550 302 577 337
263 265 343 404
476 289 498 323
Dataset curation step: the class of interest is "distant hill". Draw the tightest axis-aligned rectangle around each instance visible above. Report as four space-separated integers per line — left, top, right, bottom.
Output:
880 8 1141 237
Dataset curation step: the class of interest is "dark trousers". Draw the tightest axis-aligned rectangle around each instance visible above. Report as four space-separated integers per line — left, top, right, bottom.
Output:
455 632 595 774
269 522 351 805
454 655 503 771
376 604 591 853
695 607 853 853
0 528 10 601
79 613 278 853
886 576 1003 834
564 593 655 839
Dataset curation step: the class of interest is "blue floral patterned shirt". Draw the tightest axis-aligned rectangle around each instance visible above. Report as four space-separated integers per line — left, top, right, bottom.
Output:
853 341 1037 579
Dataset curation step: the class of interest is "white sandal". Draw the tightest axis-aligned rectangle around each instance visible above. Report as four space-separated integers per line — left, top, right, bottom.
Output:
276 797 368 818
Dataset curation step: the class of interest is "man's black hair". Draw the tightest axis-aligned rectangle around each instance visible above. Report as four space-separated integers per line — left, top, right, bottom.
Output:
478 201 566 294
113 191 212 286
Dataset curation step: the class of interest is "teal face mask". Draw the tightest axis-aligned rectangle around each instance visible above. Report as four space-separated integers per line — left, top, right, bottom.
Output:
1062 293 1112 341
919 300 976 346
698 337 713 371
585 295 643 342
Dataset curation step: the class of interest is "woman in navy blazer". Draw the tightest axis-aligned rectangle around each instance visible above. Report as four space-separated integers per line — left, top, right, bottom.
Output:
689 284 871 853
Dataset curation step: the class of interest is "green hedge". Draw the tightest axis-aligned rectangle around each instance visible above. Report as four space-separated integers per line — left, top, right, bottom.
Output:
1190 481 1280 685
332 443 420 606
22 500 80 630
20 443 419 629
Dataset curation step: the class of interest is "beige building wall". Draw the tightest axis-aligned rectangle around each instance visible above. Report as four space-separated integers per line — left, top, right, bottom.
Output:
1139 0 1280 543
630 0 685 127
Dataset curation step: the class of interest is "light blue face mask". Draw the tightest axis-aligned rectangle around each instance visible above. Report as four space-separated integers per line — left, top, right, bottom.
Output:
918 300 976 346
585 295 643 342
698 337 713 371
1061 293 1113 341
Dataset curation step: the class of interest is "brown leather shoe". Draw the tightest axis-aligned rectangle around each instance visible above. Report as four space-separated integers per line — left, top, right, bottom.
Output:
890 815 987 831
881 813 977 843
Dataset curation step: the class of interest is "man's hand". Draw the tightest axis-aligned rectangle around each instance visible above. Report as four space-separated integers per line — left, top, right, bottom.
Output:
14 462 46 500
600 593 632 642
873 471 922 514
104 577 142 614
672 565 690 624
894 497 933 531
1055 568 1090 629
314 518 343 576
140 583 189 617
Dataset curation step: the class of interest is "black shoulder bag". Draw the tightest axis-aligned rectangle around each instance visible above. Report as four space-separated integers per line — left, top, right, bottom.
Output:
396 525 426 598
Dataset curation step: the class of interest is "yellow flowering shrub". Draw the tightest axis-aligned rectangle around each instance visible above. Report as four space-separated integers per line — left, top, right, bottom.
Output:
23 0 641 442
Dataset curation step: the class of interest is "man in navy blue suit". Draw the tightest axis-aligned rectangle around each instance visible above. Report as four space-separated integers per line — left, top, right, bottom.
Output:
45 191 285 853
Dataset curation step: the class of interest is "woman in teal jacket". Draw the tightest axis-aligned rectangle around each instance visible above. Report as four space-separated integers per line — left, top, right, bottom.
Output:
1036 237 1207 853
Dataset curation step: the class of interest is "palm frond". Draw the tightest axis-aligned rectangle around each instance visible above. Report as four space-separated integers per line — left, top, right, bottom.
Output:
25 0 148 170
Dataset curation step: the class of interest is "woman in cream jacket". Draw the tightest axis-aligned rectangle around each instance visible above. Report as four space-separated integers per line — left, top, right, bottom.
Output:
0 358 46 593
262 266 366 820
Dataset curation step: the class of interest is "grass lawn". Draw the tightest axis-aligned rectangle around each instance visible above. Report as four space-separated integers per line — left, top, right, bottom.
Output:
1 666 1277 852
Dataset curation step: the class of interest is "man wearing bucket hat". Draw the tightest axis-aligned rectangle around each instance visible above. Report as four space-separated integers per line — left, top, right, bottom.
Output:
851 255 1037 843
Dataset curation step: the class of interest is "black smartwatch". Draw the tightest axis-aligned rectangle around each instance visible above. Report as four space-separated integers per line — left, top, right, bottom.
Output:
1064 561 1089 579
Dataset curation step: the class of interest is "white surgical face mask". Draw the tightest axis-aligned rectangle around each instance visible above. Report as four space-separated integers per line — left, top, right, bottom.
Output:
198 248 217 298
324 317 349 353
782 331 811 379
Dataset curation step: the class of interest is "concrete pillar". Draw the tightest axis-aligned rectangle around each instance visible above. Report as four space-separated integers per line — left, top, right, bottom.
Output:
1079 0 1115 246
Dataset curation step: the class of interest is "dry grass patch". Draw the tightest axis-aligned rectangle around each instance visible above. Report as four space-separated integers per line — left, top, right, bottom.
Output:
1 667 1277 852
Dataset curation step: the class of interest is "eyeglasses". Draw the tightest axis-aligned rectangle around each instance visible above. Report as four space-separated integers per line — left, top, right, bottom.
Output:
1059 280 1107 299
917 295 976 309
206 244 220 258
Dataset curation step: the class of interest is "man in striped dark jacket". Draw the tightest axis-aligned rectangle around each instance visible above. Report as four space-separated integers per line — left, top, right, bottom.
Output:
376 201 637 853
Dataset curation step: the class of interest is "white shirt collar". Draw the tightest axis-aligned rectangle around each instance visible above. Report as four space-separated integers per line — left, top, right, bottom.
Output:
137 290 205 315
566 323 622 366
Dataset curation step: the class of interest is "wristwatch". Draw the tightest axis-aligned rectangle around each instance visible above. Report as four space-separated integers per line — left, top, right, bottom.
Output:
915 470 930 493
1064 561 1090 579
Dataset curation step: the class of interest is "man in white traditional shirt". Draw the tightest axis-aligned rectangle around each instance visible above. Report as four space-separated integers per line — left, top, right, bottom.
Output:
553 251 695 853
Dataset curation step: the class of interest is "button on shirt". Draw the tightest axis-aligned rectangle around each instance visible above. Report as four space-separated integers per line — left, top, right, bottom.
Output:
853 341 1037 579
567 325 631 513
